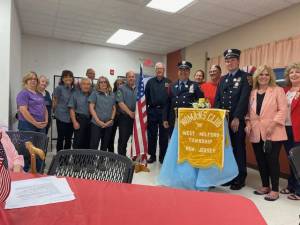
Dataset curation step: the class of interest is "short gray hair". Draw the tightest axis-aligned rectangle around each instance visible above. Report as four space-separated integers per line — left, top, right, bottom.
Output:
155 62 165 70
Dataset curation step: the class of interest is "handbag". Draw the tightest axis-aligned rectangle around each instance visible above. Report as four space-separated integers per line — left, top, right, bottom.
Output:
263 140 272 154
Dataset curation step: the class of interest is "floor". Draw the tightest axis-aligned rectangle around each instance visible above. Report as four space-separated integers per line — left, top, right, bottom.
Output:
45 146 299 225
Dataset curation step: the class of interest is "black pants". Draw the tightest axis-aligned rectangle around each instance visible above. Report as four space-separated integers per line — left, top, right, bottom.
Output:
229 120 247 184
56 119 73 151
73 114 91 149
108 114 120 153
252 140 282 192
147 107 168 161
89 123 113 151
117 113 134 156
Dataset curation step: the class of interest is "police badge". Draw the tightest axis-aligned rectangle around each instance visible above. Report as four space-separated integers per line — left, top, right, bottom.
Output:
189 84 194 93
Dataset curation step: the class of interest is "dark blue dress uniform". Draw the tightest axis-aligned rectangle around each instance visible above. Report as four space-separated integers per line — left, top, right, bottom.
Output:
163 79 204 136
214 49 251 189
145 76 170 163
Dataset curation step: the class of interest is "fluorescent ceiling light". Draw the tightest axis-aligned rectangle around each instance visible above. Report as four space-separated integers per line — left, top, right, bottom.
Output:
146 0 195 13
106 29 143 46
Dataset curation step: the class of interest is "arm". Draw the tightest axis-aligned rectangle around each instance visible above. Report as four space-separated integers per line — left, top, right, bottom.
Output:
233 73 251 120
19 106 44 129
89 103 105 127
118 102 135 118
105 105 116 127
266 88 288 137
70 108 80 130
214 82 222 109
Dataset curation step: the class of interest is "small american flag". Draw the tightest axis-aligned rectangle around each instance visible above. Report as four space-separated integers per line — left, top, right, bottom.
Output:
131 65 148 162
0 146 11 203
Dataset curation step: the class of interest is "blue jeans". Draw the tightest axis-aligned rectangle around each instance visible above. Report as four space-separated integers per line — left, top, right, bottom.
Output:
18 120 46 172
18 120 46 133
283 126 300 196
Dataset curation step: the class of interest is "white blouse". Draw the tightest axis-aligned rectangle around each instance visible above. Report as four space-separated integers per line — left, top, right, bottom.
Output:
285 90 297 126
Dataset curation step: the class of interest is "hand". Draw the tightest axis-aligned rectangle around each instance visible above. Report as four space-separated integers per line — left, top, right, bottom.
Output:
230 118 239 133
96 120 106 128
13 165 22 173
105 120 113 127
163 121 169 129
129 111 135 119
34 121 47 129
245 126 251 136
266 122 276 138
73 121 80 130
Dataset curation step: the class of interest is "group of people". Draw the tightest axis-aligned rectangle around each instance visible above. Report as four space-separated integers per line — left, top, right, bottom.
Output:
2 47 298 202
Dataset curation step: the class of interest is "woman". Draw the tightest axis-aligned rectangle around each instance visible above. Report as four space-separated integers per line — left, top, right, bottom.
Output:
108 78 125 152
53 70 74 151
37 75 52 134
281 63 300 200
0 128 24 172
16 71 48 133
245 65 287 201
89 76 116 151
201 65 222 107
194 69 205 85
68 78 92 149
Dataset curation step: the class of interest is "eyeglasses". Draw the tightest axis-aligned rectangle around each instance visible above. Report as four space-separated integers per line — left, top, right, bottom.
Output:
28 78 38 81
99 81 107 84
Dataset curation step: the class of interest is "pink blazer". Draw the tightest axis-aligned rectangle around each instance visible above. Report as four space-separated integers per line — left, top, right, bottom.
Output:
0 128 24 171
246 86 288 143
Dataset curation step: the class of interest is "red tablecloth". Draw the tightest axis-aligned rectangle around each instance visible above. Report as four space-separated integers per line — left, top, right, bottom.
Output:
1 173 266 225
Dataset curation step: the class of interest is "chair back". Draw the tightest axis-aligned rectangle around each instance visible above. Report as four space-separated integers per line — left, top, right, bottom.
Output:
288 146 300 183
48 149 134 183
6 131 48 173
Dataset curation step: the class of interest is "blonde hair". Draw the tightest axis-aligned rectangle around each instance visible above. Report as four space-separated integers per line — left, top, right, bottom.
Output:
22 71 38 88
252 65 277 89
284 63 300 87
96 76 112 93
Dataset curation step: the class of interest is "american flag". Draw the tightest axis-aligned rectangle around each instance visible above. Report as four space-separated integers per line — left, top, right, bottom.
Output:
131 65 148 162
0 146 11 203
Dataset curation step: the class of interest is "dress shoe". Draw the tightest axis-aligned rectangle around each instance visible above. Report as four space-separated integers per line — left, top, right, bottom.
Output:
230 182 245 190
147 156 156 164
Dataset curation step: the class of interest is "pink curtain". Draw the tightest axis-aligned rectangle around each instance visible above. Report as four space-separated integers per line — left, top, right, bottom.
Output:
208 34 300 74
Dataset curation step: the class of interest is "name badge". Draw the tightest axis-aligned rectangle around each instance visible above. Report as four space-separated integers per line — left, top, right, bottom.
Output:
189 85 194 93
165 83 169 88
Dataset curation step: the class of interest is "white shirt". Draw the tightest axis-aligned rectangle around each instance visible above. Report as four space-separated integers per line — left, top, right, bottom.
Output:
285 90 297 126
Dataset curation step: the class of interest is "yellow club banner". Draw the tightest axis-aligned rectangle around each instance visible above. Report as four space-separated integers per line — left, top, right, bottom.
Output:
178 108 227 169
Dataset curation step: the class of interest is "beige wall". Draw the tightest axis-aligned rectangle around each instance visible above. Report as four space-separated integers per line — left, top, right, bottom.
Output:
185 3 300 76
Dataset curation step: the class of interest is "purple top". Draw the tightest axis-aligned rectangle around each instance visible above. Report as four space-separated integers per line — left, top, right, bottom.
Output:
16 89 46 122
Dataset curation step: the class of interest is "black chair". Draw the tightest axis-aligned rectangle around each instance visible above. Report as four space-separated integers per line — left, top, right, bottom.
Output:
288 146 300 183
6 131 49 173
48 150 135 184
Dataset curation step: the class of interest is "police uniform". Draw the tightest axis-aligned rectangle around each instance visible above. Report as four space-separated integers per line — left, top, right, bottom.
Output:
163 61 204 136
116 84 137 156
214 49 251 190
145 76 170 163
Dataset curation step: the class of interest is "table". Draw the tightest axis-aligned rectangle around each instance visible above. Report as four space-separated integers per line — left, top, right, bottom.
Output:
0 173 267 225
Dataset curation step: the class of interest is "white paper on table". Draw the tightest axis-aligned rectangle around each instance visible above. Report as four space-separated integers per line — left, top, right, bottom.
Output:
5 176 75 209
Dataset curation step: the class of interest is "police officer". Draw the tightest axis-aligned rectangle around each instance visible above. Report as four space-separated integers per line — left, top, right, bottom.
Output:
214 49 251 190
163 61 204 136
116 71 137 156
145 62 170 164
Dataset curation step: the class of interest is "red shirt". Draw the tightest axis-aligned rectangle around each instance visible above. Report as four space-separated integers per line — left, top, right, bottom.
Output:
200 82 218 107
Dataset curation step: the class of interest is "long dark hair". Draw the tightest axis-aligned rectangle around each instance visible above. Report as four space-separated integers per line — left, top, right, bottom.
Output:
113 78 125 92
59 70 74 86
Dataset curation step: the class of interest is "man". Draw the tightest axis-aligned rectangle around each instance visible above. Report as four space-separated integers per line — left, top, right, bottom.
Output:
86 68 96 88
116 71 137 156
145 62 170 164
163 61 204 136
214 49 251 190
201 65 222 107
